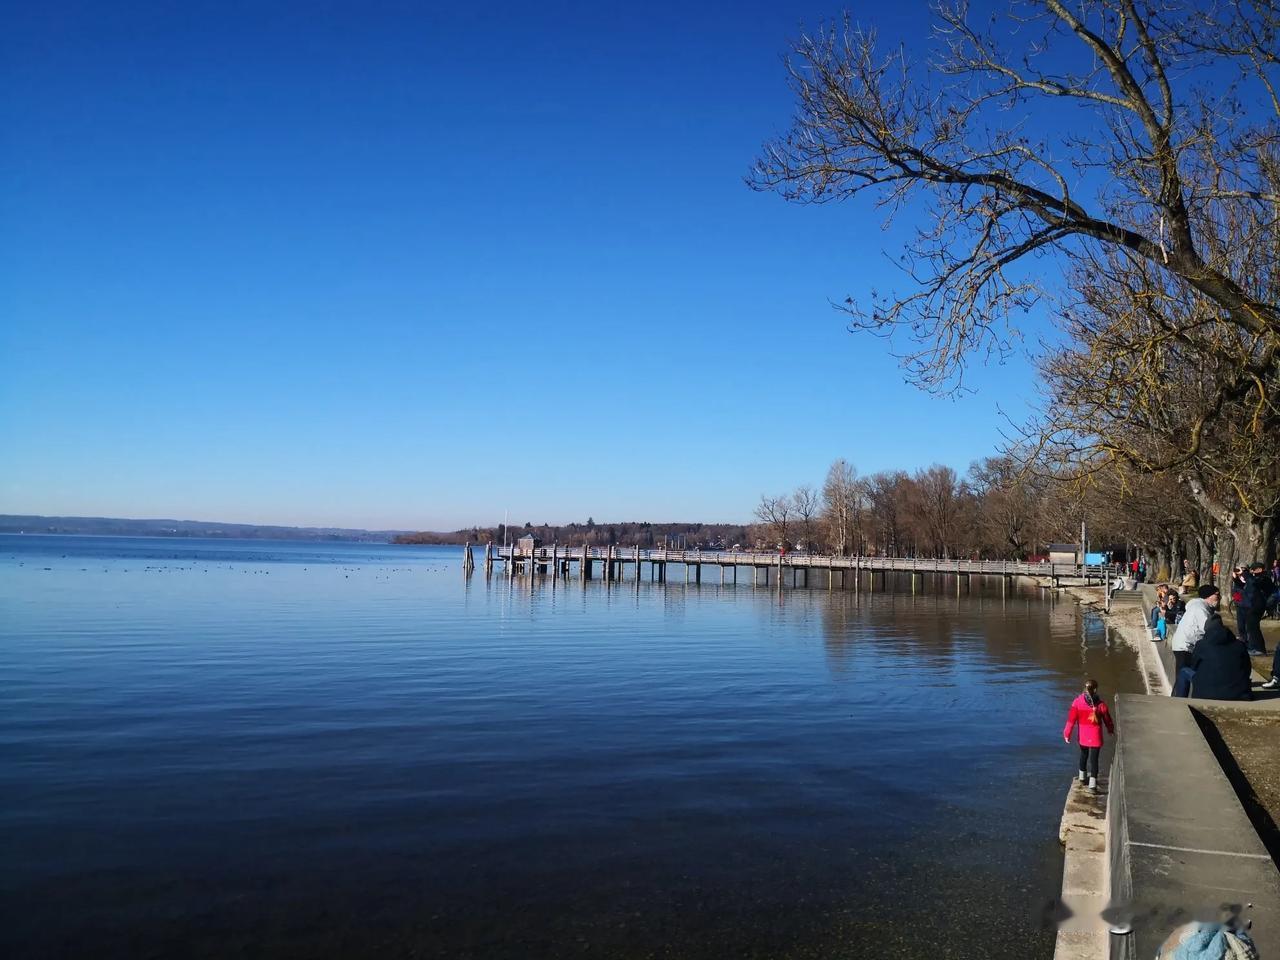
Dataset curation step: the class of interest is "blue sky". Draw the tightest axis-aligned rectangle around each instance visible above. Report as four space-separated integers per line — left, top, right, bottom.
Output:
2 0 1046 530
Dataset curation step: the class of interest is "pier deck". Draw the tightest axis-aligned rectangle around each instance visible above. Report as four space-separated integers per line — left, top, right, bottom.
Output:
480 544 1111 586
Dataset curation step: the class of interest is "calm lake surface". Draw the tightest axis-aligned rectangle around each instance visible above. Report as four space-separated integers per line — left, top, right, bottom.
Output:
1 535 1144 959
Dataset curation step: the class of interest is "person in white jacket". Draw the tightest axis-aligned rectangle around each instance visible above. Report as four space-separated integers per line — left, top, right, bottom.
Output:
1171 584 1221 676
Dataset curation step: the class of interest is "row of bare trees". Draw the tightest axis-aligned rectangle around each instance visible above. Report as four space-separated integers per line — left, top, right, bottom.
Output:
752 0 1280 592
755 455 1078 559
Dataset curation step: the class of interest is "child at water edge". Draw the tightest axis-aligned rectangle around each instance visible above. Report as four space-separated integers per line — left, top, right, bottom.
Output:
1063 679 1115 794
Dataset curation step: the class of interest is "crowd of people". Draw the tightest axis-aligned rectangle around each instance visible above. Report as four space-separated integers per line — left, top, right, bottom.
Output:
1148 560 1280 699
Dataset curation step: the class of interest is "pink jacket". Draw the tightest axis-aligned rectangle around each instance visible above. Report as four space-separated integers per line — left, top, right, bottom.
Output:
1063 694 1114 748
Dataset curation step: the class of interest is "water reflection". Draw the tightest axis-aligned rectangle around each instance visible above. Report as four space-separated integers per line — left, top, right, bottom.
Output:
1 538 1146 960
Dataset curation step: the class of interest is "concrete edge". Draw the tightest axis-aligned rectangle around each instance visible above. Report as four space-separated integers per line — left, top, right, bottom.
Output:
1055 779 1111 960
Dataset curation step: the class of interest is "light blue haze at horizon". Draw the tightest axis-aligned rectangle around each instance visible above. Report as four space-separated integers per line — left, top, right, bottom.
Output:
2 0 1045 530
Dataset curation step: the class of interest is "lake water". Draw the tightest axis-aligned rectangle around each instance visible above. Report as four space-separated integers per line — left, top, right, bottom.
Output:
0 535 1144 959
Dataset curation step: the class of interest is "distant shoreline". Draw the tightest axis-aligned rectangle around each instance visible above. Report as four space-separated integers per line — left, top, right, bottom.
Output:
0 515 404 543
0 531 408 545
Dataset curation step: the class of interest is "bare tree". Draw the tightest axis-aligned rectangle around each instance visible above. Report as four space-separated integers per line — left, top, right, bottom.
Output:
969 454 1041 559
752 2 1279 392
821 459 860 555
754 493 793 548
792 484 821 550
752 0 1280 565
910 464 964 558
865 471 911 555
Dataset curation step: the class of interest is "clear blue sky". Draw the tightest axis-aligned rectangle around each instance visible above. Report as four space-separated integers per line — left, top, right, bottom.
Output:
2 0 1044 530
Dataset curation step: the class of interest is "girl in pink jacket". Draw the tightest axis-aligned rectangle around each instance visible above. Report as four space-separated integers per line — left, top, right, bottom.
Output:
1063 678 1115 793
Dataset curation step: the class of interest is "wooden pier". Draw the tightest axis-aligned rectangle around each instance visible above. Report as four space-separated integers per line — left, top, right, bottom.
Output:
479 544 1111 589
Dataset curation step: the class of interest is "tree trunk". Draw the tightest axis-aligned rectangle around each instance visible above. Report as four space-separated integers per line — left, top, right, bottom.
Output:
1194 532 1212 585
1182 475 1277 596
1152 542 1171 584
1227 516 1273 568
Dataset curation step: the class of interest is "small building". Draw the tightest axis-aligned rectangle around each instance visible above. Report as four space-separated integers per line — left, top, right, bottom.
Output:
1046 543 1079 564
516 533 543 552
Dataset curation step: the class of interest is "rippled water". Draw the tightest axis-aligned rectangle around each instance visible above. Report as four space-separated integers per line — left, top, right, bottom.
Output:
0 535 1143 959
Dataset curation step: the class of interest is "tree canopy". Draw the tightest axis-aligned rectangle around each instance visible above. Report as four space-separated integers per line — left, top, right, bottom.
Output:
752 0 1280 575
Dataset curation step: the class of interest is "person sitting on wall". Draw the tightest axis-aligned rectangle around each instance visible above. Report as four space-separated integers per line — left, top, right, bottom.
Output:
1149 584 1170 632
1189 607 1253 701
1179 559 1199 595
1150 586 1183 638
1171 584 1219 681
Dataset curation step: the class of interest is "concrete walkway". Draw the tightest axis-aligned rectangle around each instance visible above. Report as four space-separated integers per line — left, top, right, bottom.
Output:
1106 695 1280 959
1054 587 1279 960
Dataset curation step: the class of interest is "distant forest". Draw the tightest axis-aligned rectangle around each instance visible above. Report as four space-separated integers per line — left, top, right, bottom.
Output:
394 520 752 549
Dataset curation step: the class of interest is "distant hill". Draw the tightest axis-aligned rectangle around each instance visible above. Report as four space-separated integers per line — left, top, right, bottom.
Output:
0 515 409 542
0 514 755 548
395 519 753 549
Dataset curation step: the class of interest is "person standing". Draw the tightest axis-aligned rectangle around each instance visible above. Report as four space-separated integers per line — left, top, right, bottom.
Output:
1243 561 1273 657
1171 584 1218 679
1231 566 1250 645
1063 678 1115 793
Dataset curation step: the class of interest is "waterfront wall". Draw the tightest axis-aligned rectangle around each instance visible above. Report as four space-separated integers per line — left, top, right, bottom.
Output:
1135 585 1177 691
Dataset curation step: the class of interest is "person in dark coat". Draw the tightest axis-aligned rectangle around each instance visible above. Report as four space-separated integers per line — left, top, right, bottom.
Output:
1242 561 1273 656
1190 612 1253 701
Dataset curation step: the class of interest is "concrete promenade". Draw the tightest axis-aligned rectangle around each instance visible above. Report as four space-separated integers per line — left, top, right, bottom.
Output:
1056 584 1280 960
1106 695 1280 959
